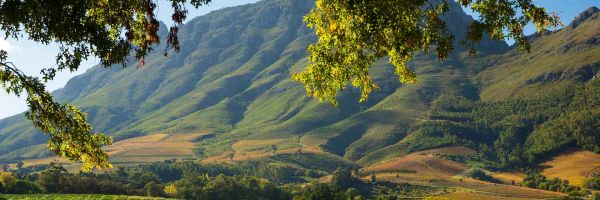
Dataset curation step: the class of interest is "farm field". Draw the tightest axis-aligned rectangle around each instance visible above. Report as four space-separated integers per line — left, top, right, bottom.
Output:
362 147 472 178
21 132 211 172
373 173 563 199
361 146 564 199
0 194 171 200
106 132 211 158
440 191 539 200
539 149 600 186
202 137 324 163
492 171 528 184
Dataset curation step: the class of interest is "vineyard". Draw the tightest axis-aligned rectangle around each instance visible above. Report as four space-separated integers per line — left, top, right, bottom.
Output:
420 156 467 176
374 173 563 199
20 132 212 172
363 147 470 178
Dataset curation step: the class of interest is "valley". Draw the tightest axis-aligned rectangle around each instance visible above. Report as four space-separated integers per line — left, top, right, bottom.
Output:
17 133 599 199
0 0 599 199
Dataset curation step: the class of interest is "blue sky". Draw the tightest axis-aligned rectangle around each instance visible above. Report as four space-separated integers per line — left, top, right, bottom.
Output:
0 0 599 119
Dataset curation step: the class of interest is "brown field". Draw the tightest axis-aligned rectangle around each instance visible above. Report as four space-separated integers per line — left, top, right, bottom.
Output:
107 132 207 158
202 147 323 163
23 132 210 172
372 174 563 199
362 146 563 199
441 190 540 200
493 171 527 184
202 138 324 163
363 147 472 178
540 149 600 186
23 157 70 168
231 139 287 152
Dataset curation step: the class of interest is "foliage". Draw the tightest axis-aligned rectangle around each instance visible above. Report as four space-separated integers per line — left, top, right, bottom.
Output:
0 172 38 194
169 174 289 200
0 0 187 168
293 0 560 105
465 168 500 183
291 183 349 200
370 182 443 199
35 162 68 193
0 0 217 170
328 168 355 190
0 53 112 171
0 194 169 200
163 184 177 197
521 172 590 197
407 79 600 168
0 160 457 199
582 169 600 190
582 177 600 190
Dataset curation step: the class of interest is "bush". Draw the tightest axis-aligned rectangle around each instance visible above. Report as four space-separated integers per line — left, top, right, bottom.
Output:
583 177 600 190
466 168 500 183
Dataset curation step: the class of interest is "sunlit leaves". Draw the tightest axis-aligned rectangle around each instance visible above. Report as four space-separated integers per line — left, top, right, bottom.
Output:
0 0 216 171
1 51 112 171
294 0 561 105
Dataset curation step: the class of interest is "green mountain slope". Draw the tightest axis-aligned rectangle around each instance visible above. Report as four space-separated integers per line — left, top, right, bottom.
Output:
361 7 600 167
0 0 597 170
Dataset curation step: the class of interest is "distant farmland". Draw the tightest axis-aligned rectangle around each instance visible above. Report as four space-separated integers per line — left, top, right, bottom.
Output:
492 171 528 184
361 146 564 199
23 132 212 172
362 146 473 178
539 149 600 186
202 137 324 163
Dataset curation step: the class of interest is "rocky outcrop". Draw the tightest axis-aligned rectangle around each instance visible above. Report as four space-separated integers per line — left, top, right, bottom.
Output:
569 6 599 29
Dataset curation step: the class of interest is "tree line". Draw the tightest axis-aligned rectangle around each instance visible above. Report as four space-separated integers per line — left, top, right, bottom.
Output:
406 79 599 169
0 161 365 199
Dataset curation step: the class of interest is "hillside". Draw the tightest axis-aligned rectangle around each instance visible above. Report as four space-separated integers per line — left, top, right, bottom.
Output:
0 0 598 179
0 0 506 161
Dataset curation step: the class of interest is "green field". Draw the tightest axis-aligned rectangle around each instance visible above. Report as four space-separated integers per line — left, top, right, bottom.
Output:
0 194 170 200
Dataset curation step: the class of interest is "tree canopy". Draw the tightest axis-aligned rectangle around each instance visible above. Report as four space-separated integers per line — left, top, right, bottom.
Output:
0 0 560 170
292 0 561 105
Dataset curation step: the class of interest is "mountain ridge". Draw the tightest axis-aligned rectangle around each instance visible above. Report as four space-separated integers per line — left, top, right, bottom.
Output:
0 1 598 172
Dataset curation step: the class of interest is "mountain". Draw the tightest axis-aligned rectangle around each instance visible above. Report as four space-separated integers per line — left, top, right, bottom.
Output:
0 0 597 172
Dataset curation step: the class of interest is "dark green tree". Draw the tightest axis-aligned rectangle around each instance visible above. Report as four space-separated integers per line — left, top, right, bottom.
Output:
35 162 68 193
144 181 165 197
330 168 354 190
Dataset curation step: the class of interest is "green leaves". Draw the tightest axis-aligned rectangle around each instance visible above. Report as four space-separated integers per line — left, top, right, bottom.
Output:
0 0 217 171
294 0 561 105
293 0 453 105
1 50 111 171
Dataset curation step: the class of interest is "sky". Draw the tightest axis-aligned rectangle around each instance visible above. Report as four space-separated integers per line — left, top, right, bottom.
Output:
0 0 599 119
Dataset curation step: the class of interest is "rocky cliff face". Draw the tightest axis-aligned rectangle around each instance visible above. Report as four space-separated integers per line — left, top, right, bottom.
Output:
570 6 599 29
